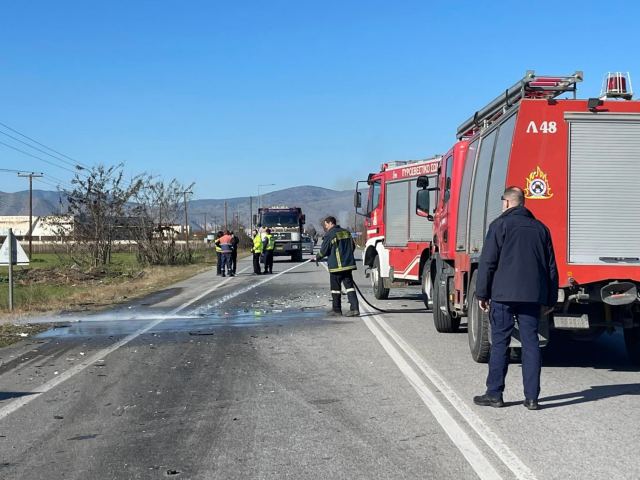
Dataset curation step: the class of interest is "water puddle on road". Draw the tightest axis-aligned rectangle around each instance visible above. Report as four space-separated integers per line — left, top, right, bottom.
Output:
36 309 327 339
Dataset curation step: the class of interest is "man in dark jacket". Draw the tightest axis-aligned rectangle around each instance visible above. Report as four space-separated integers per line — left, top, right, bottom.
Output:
316 216 359 317
473 186 558 411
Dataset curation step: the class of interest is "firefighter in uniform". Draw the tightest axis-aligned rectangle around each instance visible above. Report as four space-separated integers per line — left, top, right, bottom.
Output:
315 216 359 317
214 231 223 276
251 229 263 275
263 228 275 274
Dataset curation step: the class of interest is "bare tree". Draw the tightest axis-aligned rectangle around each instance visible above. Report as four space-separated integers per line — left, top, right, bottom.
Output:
131 178 193 265
59 164 144 268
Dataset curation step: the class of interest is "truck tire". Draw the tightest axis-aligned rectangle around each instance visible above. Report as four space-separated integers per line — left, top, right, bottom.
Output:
421 261 433 310
468 271 491 363
432 257 459 333
624 325 640 365
372 256 390 300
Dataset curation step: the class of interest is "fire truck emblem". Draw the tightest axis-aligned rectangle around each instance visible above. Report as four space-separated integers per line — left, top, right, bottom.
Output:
524 166 553 199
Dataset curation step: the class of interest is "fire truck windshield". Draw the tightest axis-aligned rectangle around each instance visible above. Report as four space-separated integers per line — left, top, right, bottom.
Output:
261 212 299 227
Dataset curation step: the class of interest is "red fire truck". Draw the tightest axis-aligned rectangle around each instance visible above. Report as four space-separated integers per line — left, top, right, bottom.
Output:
355 158 440 300
415 71 640 363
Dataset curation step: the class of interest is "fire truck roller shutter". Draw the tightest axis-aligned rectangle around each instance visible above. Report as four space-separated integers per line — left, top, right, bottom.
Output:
456 139 480 250
385 180 410 247
468 129 497 253
468 113 519 253
566 113 640 264
484 113 517 227
409 179 436 241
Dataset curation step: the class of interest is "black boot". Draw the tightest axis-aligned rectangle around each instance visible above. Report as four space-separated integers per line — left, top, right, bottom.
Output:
473 393 504 408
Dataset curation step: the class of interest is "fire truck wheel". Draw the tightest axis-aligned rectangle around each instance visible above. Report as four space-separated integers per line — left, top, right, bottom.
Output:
372 256 390 300
432 260 459 333
468 272 491 363
421 262 433 309
623 325 640 365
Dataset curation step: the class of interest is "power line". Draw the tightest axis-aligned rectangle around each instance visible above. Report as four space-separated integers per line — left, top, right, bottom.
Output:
0 140 79 175
0 120 91 170
0 128 87 172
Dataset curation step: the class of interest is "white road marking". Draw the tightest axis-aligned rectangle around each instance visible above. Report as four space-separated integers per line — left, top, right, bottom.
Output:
328 259 537 479
360 308 504 480
168 265 251 315
0 259 311 420
374 315 538 480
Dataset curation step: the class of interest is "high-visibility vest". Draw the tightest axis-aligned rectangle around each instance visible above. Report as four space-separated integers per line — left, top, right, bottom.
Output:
214 238 222 253
265 234 276 251
253 234 263 253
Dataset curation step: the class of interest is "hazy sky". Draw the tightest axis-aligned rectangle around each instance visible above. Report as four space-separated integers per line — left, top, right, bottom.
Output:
1 1 639 199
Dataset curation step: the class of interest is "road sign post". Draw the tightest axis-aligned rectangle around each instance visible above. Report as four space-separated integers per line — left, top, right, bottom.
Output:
1 228 30 312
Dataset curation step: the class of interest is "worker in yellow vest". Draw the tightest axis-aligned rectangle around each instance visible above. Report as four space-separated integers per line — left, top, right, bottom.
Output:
251 229 263 275
263 228 276 274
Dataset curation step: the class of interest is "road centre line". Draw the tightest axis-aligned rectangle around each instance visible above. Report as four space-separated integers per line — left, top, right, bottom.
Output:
0 259 311 421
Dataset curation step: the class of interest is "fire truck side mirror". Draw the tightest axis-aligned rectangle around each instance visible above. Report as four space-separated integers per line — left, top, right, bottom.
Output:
416 176 429 189
301 214 306 224
416 189 433 221
354 191 362 209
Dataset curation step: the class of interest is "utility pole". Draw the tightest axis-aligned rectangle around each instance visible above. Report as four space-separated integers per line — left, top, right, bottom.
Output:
249 196 253 231
18 172 43 259
180 184 194 252
224 201 228 231
204 212 207 233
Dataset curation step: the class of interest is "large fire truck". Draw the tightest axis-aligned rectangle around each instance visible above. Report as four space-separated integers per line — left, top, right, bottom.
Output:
414 71 640 363
256 206 306 261
355 158 440 300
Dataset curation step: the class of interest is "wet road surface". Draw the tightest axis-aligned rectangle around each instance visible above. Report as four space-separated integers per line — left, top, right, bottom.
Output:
0 254 639 479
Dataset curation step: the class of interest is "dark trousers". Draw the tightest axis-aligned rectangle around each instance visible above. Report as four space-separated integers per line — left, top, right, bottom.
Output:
329 270 359 312
486 301 542 401
220 253 233 275
264 250 274 273
253 253 262 274
231 250 238 274
216 252 222 275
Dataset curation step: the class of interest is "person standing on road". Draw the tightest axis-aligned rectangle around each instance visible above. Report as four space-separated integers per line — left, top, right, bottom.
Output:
251 229 263 275
315 216 359 317
219 230 234 277
214 231 223 276
230 231 239 275
473 186 558 411
263 228 275 274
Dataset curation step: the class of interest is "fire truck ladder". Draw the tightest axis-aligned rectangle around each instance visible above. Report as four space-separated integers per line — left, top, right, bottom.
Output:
456 70 583 139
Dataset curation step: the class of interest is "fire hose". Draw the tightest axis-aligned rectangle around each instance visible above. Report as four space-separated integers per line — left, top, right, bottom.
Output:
314 258 430 314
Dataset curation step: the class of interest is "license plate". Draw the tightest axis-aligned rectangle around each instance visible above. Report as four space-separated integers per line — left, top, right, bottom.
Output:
553 314 589 329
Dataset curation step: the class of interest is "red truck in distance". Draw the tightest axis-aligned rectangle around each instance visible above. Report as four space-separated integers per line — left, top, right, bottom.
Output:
415 71 640 363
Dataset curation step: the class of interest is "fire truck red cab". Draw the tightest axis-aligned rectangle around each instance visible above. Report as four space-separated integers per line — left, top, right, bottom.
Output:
355 158 440 301
417 71 640 363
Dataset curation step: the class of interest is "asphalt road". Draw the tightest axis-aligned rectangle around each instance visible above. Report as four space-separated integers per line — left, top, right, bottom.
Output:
0 253 639 479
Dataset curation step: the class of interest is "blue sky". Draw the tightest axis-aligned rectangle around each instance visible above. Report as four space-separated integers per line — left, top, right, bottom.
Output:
1 1 639 199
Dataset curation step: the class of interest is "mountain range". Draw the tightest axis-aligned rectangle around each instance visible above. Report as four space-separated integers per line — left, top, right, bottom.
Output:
0 185 357 230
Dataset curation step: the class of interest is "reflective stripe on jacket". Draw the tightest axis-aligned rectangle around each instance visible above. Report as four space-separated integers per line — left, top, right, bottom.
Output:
219 234 233 253
214 238 222 253
265 234 276 251
253 234 264 253
316 225 356 273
